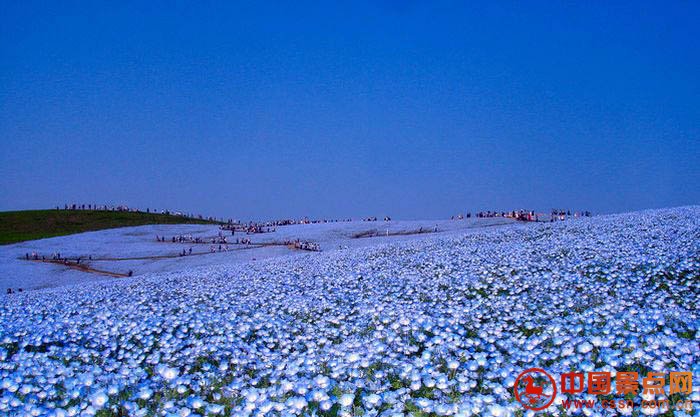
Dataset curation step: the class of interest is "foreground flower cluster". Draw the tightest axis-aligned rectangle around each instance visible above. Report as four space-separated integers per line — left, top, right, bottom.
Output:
1 207 699 417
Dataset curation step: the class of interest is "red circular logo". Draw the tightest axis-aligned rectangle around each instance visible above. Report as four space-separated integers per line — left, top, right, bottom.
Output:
513 368 557 411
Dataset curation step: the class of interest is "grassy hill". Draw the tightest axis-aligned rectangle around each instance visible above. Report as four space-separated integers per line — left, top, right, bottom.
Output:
0 210 221 245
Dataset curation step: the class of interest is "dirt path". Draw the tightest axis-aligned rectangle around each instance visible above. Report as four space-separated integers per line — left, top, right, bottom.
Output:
352 228 439 239
90 244 263 261
21 240 320 279
90 241 319 261
30 259 130 278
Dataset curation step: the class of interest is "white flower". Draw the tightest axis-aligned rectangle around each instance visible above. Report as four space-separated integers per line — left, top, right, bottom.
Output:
90 391 109 408
577 342 593 354
157 365 179 381
339 394 354 407
364 393 381 408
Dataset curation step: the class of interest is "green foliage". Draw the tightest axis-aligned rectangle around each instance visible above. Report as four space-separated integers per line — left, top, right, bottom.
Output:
0 209 220 244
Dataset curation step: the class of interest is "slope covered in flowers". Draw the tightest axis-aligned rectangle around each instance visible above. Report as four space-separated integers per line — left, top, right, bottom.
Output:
1 207 699 416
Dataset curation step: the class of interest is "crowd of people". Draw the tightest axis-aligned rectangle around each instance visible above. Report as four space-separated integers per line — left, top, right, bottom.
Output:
156 234 232 245
258 218 353 226
219 223 275 234
57 203 223 223
157 232 258 247
451 209 592 222
284 239 321 252
473 210 542 222
551 209 592 220
360 216 393 221
24 252 93 262
219 216 360 232
177 244 232 256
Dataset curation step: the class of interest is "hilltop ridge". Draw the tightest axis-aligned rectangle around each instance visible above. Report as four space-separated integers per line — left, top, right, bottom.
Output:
0 209 221 245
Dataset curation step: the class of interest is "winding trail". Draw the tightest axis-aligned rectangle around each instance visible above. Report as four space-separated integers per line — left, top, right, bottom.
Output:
21 241 321 279
29 259 130 278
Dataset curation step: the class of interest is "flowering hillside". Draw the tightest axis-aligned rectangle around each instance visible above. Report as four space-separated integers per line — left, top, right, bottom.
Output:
1 207 698 416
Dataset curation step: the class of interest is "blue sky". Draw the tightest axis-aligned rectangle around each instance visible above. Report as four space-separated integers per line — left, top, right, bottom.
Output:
1 1 698 220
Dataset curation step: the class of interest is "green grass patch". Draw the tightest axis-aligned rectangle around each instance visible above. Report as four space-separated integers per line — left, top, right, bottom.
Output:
0 209 221 245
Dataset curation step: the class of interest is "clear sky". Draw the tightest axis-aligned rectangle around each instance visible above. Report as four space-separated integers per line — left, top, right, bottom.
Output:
1 1 698 220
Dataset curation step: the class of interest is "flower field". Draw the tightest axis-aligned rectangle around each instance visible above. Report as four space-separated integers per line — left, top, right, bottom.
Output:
1 207 698 416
